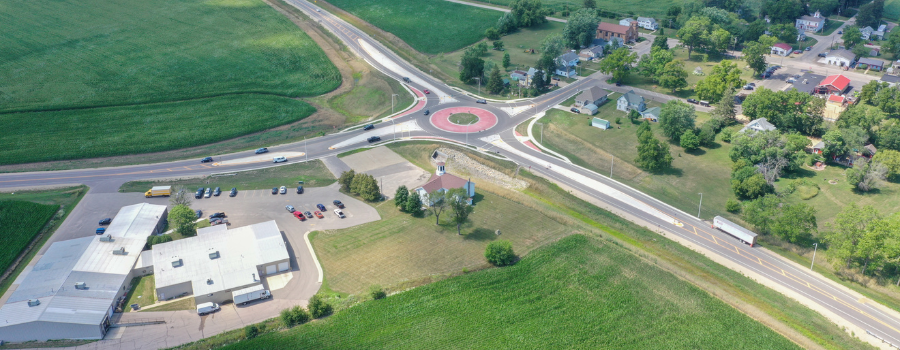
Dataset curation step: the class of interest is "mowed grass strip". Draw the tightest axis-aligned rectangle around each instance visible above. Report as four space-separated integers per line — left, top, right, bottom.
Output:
0 201 58 276
119 159 336 193
323 0 501 54
0 0 340 112
0 95 315 165
225 235 799 350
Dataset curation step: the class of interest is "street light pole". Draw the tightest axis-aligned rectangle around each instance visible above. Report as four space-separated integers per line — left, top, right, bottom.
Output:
304 137 308 162
810 243 818 270
697 193 703 218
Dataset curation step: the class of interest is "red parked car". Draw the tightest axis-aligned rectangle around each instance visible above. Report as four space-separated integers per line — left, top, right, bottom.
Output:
293 211 306 221
314 211 324 219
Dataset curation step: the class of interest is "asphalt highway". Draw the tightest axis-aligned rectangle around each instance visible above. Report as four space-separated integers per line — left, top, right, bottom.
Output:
3 0 900 347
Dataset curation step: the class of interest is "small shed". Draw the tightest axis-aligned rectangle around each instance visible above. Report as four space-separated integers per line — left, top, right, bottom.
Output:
591 117 611 130
812 141 825 154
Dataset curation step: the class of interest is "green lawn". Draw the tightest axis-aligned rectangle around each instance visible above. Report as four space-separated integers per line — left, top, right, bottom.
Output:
0 0 339 164
324 0 502 54
820 20 845 36
226 235 799 350
141 297 196 312
123 275 157 310
449 113 480 125
430 21 566 92
886 0 900 20
328 70 415 123
0 95 315 165
623 48 756 99
118 160 336 193
538 105 739 223
791 38 818 51
0 186 87 297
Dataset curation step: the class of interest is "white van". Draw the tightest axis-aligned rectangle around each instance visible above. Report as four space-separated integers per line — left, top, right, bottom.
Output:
196 302 220 316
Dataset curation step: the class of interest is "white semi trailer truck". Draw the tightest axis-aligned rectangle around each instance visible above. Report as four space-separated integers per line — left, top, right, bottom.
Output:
232 284 271 305
713 216 758 247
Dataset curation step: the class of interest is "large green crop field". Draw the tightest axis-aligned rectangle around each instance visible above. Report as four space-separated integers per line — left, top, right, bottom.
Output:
324 0 502 54
0 0 339 164
0 201 58 278
223 235 798 349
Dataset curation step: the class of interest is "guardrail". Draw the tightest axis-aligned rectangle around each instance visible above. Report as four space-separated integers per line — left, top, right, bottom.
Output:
867 330 900 349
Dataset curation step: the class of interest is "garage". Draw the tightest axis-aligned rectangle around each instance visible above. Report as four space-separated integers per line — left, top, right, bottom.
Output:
265 264 276 275
278 262 289 272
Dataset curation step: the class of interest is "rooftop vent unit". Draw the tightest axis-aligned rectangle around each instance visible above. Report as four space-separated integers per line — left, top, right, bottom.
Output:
75 282 86 290
112 247 127 255
209 251 220 260
172 259 183 268
206 278 213 285
27 299 40 307
100 235 114 242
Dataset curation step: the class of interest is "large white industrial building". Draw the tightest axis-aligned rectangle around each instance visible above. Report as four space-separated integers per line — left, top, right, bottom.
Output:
0 203 167 342
150 220 290 305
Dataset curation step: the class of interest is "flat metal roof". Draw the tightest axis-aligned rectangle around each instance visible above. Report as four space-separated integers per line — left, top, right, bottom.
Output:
106 203 166 239
153 221 289 297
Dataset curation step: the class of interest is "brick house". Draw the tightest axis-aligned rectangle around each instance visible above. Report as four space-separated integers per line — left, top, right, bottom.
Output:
596 22 638 44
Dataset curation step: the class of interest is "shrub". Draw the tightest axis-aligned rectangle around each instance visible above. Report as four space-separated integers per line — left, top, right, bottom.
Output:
725 198 741 213
615 117 622 124
485 27 500 40
485 240 516 266
370 285 387 300
146 234 173 248
308 294 333 318
280 308 294 327
244 325 259 339
720 129 733 143
290 305 311 325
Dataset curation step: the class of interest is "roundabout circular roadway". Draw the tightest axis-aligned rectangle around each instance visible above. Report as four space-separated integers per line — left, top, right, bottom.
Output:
428 106 498 133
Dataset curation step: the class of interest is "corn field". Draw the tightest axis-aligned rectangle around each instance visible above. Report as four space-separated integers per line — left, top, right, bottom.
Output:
0 201 59 275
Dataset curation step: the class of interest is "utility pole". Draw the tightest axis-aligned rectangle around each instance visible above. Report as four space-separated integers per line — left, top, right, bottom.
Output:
304 137 308 162
697 193 702 219
810 243 818 270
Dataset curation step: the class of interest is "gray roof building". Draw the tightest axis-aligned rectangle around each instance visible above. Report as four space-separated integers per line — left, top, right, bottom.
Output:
0 203 167 342
740 118 778 133
790 72 826 94
828 49 856 62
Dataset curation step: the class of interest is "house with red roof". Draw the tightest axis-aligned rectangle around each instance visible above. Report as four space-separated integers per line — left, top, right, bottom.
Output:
819 75 850 94
771 43 792 56
595 22 638 43
415 162 475 205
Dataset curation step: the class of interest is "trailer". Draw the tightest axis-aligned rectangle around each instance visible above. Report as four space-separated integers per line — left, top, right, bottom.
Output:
713 216 757 247
145 186 172 198
232 284 271 305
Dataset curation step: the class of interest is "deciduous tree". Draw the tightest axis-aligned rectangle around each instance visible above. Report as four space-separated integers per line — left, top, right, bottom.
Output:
657 61 689 93
485 240 516 266
842 26 862 48
873 149 900 179
846 158 887 192
637 47 674 79
168 204 197 238
695 60 743 102
635 121 674 172
338 170 355 192
659 100 696 142
677 16 711 57
680 130 701 150
427 190 449 225
459 47 485 84
169 185 192 207
394 185 409 209
448 188 473 235
502 52 511 68
742 41 769 76
599 47 637 83
405 191 423 216
562 9 600 48
652 35 670 50
510 0 549 28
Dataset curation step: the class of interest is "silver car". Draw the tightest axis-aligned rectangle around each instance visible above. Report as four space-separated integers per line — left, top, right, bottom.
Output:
204 188 211 198
279 186 287 194
286 205 295 213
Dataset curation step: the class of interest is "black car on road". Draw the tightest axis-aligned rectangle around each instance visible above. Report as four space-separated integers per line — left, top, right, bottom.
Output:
99 218 112 225
424 110 430 115
475 99 487 104
367 136 381 143
209 212 226 219
213 187 221 196
229 188 237 197
200 157 213 163
297 186 304 194
363 124 375 130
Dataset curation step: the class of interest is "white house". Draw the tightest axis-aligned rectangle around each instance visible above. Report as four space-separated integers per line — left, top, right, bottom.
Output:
771 43 792 56
861 26 875 40
579 46 604 60
739 118 777 133
795 11 825 33
619 18 636 27
554 52 580 78
825 49 856 67
636 17 658 30
617 90 646 112
415 163 475 206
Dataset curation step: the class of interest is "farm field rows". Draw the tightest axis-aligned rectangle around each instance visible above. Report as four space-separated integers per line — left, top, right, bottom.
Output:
0 0 340 165
323 0 502 54
0 95 315 165
0 201 59 279
224 235 800 350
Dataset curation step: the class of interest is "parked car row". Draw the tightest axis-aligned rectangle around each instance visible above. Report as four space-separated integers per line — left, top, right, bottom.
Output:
196 187 238 199
288 201 346 221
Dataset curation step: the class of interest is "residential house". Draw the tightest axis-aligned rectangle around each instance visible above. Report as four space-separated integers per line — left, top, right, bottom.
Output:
858 57 886 71
641 107 661 122
554 52 580 78
579 46 604 61
616 90 646 112
414 163 475 206
581 104 599 115
596 22 639 44
619 18 636 27
861 26 875 40
824 94 847 122
825 49 855 67
795 11 825 32
739 118 777 133
771 43 792 56
880 74 900 87
575 86 608 109
637 17 658 30
591 117 611 130
510 70 528 87
812 141 825 154
819 74 850 94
